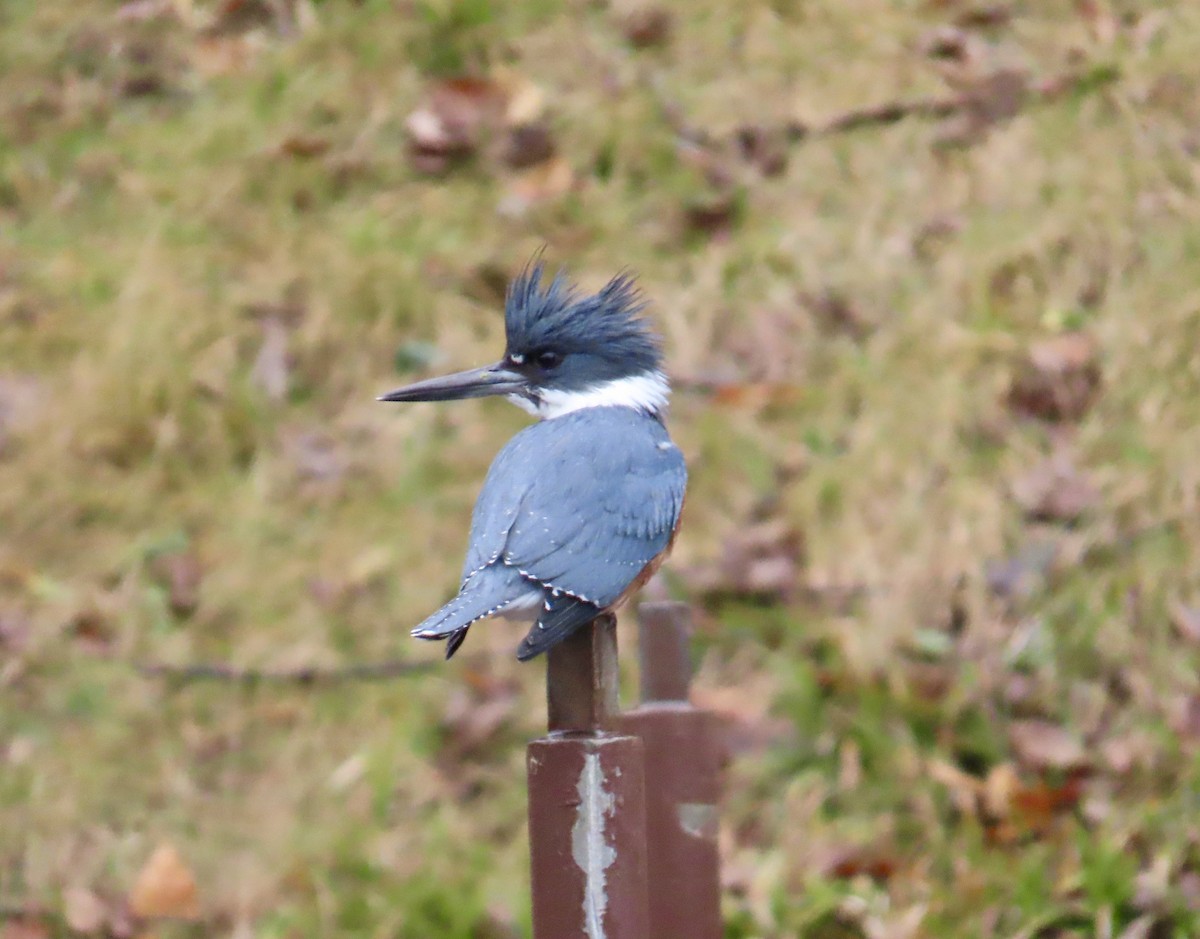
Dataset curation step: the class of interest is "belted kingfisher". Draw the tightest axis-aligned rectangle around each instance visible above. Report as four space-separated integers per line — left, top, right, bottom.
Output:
378 262 687 661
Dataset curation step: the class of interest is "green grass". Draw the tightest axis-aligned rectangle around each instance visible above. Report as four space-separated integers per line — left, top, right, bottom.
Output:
3 0 1200 936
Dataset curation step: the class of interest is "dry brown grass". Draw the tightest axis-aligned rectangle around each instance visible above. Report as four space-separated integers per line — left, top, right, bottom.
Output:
3 0 1200 936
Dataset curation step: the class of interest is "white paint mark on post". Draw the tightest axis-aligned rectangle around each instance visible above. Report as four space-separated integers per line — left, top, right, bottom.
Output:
571 752 616 939
677 802 718 840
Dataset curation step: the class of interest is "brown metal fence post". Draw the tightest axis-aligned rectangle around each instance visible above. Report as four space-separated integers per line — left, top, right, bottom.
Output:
617 602 724 939
527 613 650 939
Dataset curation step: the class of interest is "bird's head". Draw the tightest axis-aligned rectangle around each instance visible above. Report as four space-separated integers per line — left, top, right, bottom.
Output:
379 262 669 419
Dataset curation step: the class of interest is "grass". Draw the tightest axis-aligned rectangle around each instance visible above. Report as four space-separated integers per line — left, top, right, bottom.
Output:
3 0 1200 936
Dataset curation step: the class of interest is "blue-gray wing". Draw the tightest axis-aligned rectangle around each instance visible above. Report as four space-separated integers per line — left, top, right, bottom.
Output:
461 408 687 606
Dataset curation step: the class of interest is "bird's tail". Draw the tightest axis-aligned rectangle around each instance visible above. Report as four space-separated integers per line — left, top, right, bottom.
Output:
411 566 530 658
516 595 604 662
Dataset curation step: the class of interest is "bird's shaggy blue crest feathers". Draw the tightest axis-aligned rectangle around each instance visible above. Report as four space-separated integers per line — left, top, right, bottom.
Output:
503 262 663 377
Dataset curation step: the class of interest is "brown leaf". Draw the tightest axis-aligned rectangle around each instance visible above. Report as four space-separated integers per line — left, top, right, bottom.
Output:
441 686 517 755
1 918 51 939
203 0 307 36
493 68 545 126
679 518 804 603
496 156 575 217
734 126 788 177
691 684 793 758
920 26 977 62
68 607 114 655
801 289 872 340
1170 601 1200 645
968 67 1028 124
64 886 108 934
1171 694 1200 740
277 133 331 159
406 77 507 171
1011 454 1098 522
190 34 264 78
621 7 673 48
128 844 200 920
0 610 30 654
1008 332 1102 422
822 845 898 883
955 3 1013 28
682 192 741 239
150 551 202 617
501 123 556 169
928 758 982 816
1008 775 1085 829
1008 719 1088 772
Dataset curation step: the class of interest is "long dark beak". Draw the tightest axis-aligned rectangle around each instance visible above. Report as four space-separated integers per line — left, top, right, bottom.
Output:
377 362 528 403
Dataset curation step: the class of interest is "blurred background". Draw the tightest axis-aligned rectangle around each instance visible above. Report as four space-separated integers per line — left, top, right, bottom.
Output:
2 1 1200 936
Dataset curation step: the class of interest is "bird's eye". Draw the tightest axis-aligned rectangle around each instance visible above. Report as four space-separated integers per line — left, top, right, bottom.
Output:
535 350 562 370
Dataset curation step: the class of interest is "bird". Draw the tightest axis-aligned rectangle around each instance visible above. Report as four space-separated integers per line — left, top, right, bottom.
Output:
378 261 687 662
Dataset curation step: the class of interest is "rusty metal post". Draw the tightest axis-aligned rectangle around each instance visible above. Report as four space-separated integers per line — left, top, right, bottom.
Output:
617 602 723 939
527 613 650 939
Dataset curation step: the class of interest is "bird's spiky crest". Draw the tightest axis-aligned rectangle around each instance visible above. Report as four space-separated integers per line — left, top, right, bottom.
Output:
503 261 663 375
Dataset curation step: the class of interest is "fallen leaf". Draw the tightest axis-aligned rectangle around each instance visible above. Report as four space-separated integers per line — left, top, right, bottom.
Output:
621 7 673 48
441 686 517 755
920 25 978 62
981 762 1019 820
1117 916 1161 939
1008 719 1088 772
1178 871 1200 913
501 122 556 169
128 844 200 920
821 845 898 882
150 551 202 617
1008 774 1086 831
1170 694 1200 740
801 289 872 340
202 0 308 36
496 156 575 217
1100 733 1151 775
682 191 741 239
679 518 804 603
967 67 1028 124
691 684 793 758
63 886 107 934
913 213 965 261
1010 453 1098 523
928 758 982 816
68 607 114 655
935 67 1029 149
406 76 507 173
493 68 545 125
0 610 30 653
1169 601 1200 645
277 133 330 159
115 0 174 22
734 126 788 176
955 3 1013 28
1 918 51 939
1008 332 1102 422
190 33 266 78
